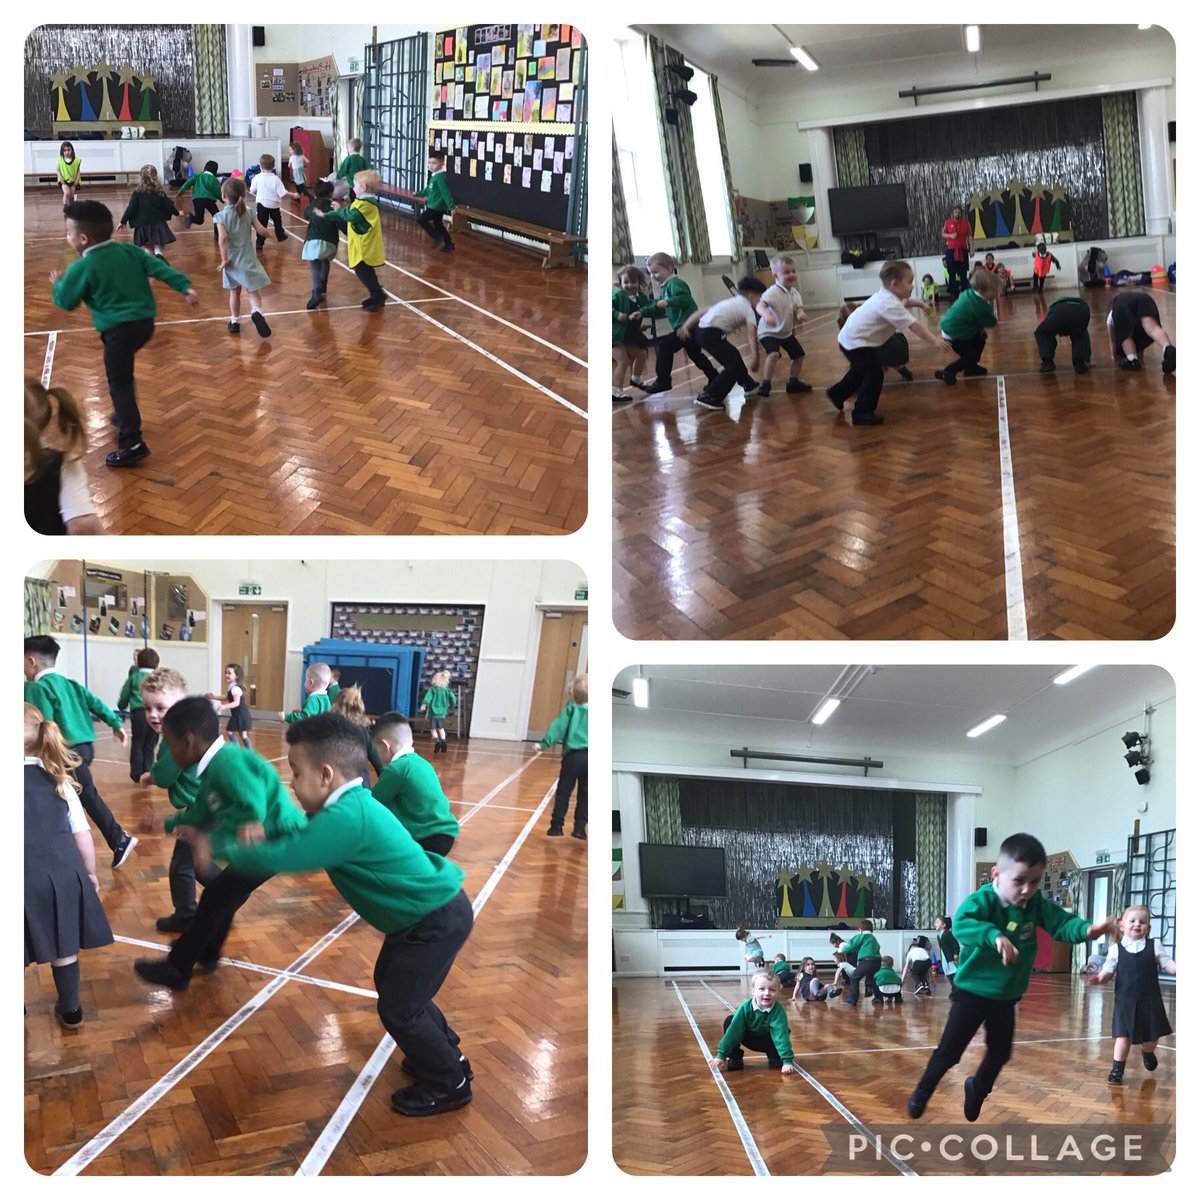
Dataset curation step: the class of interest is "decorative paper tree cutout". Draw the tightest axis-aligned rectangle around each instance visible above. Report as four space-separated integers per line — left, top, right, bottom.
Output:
777 868 795 919
816 861 835 918
93 59 118 121
116 64 136 121
853 872 871 918
967 192 985 240
70 65 96 121
1007 178 1029 237
1028 182 1048 235
50 68 70 121
800 867 819 917
833 863 853 918
986 185 1008 237
1048 184 1068 233
137 72 158 122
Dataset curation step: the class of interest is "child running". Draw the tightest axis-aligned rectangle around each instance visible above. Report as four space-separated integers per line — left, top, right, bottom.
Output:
24 376 102 534
633 252 720 395
332 685 384 781
281 663 333 723
179 159 223 241
118 647 160 782
935 264 1003 385
419 670 457 754
215 177 272 337
399 149 456 253
1031 241 1061 293
302 181 340 309
24 635 137 869
56 141 81 211
118 165 180 258
1108 290 1175 374
710 969 799 1076
336 137 370 199
537 673 588 839
287 141 312 200
208 663 252 747
908 832 1116 1122
1035 296 1092 374
51 200 198 467
327 170 387 310
791 956 843 1003
755 254 812 397
209 713 476 1116
25 704 114 1029
1085 904 1176 1084
680 277 766 411
612 264 652 403
371 711 460 855
250 154 290 249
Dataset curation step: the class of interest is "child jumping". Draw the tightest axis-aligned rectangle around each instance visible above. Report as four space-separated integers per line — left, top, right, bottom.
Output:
250 154 290 249
735 927 770 967
633 252 719 395
755 254 811 397
118 647 160 782
908 832 1116 1122
679 276 766 411
302 181 340 309
371 711 460 855
118 165 180 258
327 170 387 310
179 159 223 241
209 663 252 747
537 673 588 839
612 264 652 402
935 264 1003 385
1108 290 1175 374
399 149 456 253
1085 903 1176 1084
215 177 272 337
710 969 799 1076
56 141 81 210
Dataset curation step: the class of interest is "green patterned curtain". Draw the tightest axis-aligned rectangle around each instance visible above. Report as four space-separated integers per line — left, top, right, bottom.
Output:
914 793 946 927
330 79 342 165
833 125 869 187
613 125 633 265
1102 92 1145 237
192 25 228 136
353 76 365 168
24 577 52 637
1065 870 1086 972
646 34 710 263
644 775 683 927
709 75 742 260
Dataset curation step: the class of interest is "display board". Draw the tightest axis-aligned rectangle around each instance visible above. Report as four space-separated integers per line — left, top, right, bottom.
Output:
297 54 338 119
48 62 163 137
255 61 299 117
429 23 585 230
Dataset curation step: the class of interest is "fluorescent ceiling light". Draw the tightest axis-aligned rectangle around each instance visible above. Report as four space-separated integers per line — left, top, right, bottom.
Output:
965 25 981 53
1138 23 1153 30
812 697 840 725
632 676 649 708
1053 665 1096 686
967 713 1006 738
789 45 819 71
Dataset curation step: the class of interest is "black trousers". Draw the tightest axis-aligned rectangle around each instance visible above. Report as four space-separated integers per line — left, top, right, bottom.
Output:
128 708 159 780
1032 273 1047 294
694 327 755 402
70 742 125 850
914 988 1016 1102
308 258 332 294
846 955 883 1004
100 317 155 449
167 837 222 917
910 959 932 988
653 329 719 388
255 203 285 244
943 331 987 378
190 197 219 224
353 261 385 300
1035 301 1091 365
166 866 271 974
418 833 456 857
418 207 453 246
721 1013 782 1064
828 344 886 417
550 748 588 831
945 252 969 297
375 890 473 1091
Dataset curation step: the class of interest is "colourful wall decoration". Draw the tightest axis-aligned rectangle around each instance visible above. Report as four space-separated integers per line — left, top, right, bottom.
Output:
789 194 818 250
50 62 162 135
968 179 1073 245
775 861 874 928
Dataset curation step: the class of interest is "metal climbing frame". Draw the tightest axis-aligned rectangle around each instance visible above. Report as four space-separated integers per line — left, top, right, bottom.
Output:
362 33 429 209
1125 826 1176 965
566 41 588 244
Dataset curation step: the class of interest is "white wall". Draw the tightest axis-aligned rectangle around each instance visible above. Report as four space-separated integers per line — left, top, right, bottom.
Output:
257 25 426 73
30 560 585 740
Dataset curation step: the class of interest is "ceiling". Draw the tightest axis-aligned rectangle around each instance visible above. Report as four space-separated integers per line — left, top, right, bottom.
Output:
634 24 1175 99
612 664 1174 767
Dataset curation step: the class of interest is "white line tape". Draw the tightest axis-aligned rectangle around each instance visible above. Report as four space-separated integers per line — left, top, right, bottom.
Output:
41 332 57 387
996 375 1029 640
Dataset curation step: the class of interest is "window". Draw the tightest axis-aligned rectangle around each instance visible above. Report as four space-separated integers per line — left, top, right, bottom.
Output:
687 64 733 260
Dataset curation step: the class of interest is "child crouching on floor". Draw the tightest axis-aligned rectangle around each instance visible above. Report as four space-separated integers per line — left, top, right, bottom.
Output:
874 955 903 1004
710 969 799 1076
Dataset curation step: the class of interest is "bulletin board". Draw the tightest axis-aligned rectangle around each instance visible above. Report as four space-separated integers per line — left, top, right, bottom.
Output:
256 61 300 117
297 54 338 119
976 849 1077 907
430 23 585 230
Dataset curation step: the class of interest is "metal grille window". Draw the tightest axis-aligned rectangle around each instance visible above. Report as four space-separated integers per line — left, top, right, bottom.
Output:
1125 827 1176 966
362 33 430 208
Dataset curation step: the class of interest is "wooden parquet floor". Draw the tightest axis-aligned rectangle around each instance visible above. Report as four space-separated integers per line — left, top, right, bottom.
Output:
613 290 1175 640
613 975 1175 1176
25 728 587 1175
24 185 587 536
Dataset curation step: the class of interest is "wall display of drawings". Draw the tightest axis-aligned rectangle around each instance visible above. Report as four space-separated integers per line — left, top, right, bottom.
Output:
775 862 875 928
296 54 338 119
976 849 1077 907
255 60 299 117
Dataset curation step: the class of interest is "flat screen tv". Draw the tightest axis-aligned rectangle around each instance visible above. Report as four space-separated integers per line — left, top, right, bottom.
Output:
827 184 909 236
639 843 727 898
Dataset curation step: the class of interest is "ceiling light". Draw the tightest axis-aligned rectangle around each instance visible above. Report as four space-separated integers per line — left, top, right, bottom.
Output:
967 713 1006 738
1138 23 1153 30
632 676 649 708
965 25 981 53
789 45 819 71
811 697 840 725
1053 665 1096 686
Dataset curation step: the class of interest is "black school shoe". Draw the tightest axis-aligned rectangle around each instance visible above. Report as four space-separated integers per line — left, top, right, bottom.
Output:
962 364 988 377
826 387 845 412
391 1078 472 1117
112 833 138 868
440 241 455 253
228 321 240 334
106 443 150 468
362 296 386 311
1039 359 1056 373
766 1053 784 1070
907 1087 930 1119
55 1007 84 1029
250 311 272 337
897 366 914 382
306 292 323 310
547 825 564 837
635 380 672 394
935 369 957 386
852 413 885 426
1074 360 1090 374
1163 345 1175 374
155 912 193 933
725 1053 745 1072
1108 1065 1126 1084
694 393 724 410
134 959 191 991
571 828 587 840
756 381 772 396
963 1076 984 1122
1119 357 1142 371
785 379 813 393
1142 1051 1159 1071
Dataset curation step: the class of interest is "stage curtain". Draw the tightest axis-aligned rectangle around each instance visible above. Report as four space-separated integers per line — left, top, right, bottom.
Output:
24 578 53 637
643 775 683 927
612 126 633 265
709 76 742 259
192 25 228 136
1102 92 1146 237
647 34 710 263
833 125 869 187
914 793 946 927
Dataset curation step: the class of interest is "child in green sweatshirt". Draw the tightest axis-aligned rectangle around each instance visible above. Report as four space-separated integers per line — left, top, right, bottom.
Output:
118 646 160 783
372 712 460 855
710 970 799 1076
831 921 885 1006
399 149 456 253
420 670 457 753
51 200 198 467
909 832 1117 1122
281 663 332 723
179 159 223 239
934 264 1002 386
211 713 475 1117
537 673 588 839
633 251 719 394
24 635 136 869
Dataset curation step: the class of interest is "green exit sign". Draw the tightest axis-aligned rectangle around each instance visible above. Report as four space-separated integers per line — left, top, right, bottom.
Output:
574 587 588 600
1096 851 1111 864
238 584 262 596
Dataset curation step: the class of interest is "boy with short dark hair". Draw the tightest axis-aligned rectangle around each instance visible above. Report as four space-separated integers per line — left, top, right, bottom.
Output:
251 153 290 249
50 200 198 467
371 712 461 855
908 832 1116 1122
24 634 137 869
179 160 223 240
831 920 884 1006
400 149 456 253
680 277 767 412
633 252 720 395
118 646 160 782
211 713 475 1116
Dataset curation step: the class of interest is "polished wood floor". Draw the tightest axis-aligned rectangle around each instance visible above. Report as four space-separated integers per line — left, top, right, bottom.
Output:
25 185 587 536
613 974 1175 1175
613 289 1175 640
26 727 586 1175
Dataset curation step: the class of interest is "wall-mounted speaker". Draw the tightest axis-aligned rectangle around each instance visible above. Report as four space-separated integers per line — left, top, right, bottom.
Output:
798 162 813 184
974 826 987 847
612 810 622 833
252 26 266 48
1168 120 1176 143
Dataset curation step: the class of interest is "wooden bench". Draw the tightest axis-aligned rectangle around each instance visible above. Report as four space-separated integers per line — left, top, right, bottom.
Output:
452 204 585 269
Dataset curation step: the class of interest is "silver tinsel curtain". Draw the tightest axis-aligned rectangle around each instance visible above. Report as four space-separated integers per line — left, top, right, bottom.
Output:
192 25 228 136
709 75 741 260
25 25 197 136
914 793 946 927
1102 92 1146 238
834 125 869 187
860 96 1108 256
643 776 683 927
613 125 633 265
24 578 53 637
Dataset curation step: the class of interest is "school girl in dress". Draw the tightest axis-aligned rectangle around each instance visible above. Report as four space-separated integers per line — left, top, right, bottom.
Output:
214 177 272 337
210 663 253 748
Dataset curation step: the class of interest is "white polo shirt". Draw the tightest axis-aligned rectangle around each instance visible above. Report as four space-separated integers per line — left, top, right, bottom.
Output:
837 286 916 351
699 294 757 335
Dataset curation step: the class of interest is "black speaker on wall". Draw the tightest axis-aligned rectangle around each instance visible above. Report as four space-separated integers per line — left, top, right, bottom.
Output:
612 810 622 833
1168 120 1176 143
974 827 988 847
252 26 266 47
798 162 813 184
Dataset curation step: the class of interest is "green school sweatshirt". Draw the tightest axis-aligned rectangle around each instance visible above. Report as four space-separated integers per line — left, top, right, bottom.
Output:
640 275 697 330
875 966 902 987
285 693 332 724
952 882 1090 1002
25 671 122 747
327 682 341 701
52 240 193 332
716 998 794 1063
117 666 153 712
939 288 998 341
415 171 455 212
221 784 465 933
120 190 180 228
539 701 588 752
372 752 460 843
421 686 456 718
841 931 882 960
336 152 370 181
613 289 651 345
177 171 222 201
149 740 201 811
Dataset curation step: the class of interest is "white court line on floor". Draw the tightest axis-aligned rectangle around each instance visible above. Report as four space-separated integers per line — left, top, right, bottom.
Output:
996 375 1029 641
295 780 558 1176
697 980 917 1176
671 981 770 1176
41 332 57 387
448 799 538 813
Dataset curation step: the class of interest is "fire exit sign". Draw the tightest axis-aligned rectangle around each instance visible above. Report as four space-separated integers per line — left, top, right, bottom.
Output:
574 587 588 600
238 584 262 596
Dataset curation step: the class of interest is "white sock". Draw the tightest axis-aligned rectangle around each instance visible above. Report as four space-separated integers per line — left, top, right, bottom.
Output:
251 303 261 314
1127 354 1138 362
